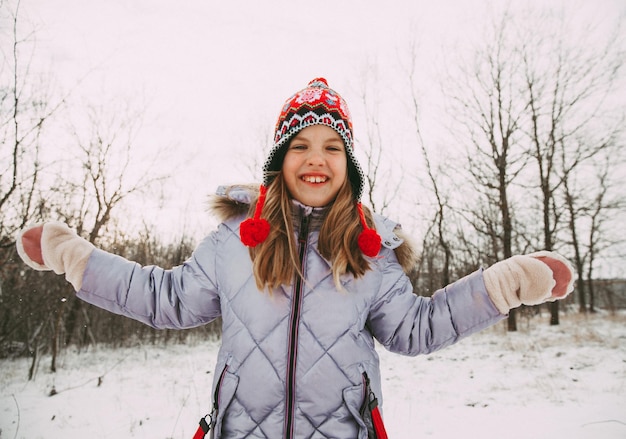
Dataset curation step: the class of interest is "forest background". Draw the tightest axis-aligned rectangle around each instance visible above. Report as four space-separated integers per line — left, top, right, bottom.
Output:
1 0 625 372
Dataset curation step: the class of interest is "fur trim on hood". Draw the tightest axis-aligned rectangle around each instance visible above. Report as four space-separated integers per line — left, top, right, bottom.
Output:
207 184 257 223
207 185 419 274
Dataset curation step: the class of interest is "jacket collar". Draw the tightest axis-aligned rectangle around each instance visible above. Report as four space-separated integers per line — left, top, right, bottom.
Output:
207 184 419 274
291 200 329 233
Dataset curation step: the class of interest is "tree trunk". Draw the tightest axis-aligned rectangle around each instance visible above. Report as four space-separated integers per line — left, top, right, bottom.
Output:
549 301 560 326
507 308 517 331
51 303 65 373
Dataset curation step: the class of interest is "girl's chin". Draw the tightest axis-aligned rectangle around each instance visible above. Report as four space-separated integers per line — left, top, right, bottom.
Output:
294 194 332 207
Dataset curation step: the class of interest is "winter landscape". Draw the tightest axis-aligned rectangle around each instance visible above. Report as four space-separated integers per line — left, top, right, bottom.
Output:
1 309 624 439
2 1 625 438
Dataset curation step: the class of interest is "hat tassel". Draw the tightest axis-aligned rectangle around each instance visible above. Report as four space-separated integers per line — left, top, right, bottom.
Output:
240 185 270 247
357 202 381 257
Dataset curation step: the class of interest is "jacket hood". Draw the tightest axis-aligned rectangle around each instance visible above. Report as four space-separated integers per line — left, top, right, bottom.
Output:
207 184 419 274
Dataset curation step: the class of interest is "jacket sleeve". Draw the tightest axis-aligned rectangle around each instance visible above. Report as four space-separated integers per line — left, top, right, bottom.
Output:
367 255 505 356
76 231 222 330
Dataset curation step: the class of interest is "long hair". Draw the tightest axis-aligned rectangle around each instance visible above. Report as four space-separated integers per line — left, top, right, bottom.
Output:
250 174 374 291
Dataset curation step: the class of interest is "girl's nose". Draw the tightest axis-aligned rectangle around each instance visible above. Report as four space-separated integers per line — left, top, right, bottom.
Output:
306 147 325 165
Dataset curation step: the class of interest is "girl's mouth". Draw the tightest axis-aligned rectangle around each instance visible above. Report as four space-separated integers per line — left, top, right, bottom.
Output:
301 175 328 183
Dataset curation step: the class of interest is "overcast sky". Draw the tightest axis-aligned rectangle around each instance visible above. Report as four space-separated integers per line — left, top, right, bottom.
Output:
14 0 626 239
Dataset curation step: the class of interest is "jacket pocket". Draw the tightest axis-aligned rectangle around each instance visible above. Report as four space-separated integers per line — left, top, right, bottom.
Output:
342 383 369 439
360 372 389 439
211 365 239 439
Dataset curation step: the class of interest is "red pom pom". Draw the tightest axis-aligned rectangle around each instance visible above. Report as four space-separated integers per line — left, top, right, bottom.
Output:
358 228 381 257
240 218 270 247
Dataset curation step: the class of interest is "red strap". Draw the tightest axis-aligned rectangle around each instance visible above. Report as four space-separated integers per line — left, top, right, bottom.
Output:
192 425 205 439
192 416 210 439
371 405 389 439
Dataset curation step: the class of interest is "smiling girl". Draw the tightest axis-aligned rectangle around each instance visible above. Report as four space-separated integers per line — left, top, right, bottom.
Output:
17 78 574 439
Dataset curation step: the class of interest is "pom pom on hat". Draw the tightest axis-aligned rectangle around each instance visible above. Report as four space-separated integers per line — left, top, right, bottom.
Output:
357 202 381 257
240 218 270 247
358 228 382 257
240 185 270 247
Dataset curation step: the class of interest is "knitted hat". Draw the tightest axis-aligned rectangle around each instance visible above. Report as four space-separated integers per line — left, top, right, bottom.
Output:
240 77 381 257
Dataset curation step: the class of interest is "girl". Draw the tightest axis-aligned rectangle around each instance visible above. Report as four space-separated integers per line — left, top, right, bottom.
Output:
17 78 574 439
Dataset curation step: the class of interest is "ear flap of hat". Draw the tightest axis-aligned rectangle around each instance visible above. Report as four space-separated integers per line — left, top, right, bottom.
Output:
356 202 381 257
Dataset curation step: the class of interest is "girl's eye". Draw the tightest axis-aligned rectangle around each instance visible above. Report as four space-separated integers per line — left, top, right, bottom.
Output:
327 145 343 152
290 144 307 150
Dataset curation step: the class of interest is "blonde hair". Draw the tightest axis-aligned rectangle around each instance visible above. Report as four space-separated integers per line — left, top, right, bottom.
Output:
250 174 374 291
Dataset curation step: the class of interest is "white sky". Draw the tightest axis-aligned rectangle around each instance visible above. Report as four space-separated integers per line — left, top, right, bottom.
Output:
14 0 626 243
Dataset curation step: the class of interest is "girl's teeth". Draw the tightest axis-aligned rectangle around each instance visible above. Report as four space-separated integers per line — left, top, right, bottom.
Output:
304 176 326 183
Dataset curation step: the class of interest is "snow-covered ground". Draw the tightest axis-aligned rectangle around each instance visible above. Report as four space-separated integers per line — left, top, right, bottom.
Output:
1 309 624 439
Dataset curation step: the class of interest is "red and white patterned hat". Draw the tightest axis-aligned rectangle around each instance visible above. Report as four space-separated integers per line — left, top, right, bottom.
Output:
240 78 381 257
263 77 364 200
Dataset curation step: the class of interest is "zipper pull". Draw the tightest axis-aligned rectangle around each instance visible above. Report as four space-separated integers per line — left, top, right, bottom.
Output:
298 214 310 244
361 372 389 439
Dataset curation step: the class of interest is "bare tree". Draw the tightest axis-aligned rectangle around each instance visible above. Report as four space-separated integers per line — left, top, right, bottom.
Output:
0 0 73 377
560 124 625 313
443 10 529 330
0 0 65 251
41 98 170 368
72 101 165 239
519 10 625 324
404 41 455 287
437 5 625 326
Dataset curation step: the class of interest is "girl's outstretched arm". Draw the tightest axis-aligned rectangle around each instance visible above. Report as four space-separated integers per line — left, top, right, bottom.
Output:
367 251 573 356
16 222 222 329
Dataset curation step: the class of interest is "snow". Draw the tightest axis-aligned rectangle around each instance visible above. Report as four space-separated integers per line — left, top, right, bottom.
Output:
1 310 625 439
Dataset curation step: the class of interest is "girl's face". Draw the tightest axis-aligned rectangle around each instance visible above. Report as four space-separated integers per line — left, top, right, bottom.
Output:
282 125 348 207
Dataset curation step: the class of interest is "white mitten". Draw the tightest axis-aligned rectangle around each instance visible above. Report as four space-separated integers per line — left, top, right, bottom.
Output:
483 251 575 314
16 222 95 291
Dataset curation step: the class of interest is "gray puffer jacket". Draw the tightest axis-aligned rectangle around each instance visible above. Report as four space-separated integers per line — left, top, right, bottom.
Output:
77 188 505 439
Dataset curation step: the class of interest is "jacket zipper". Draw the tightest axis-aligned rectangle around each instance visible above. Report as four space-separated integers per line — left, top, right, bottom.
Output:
284 213 310 439
211 365 229 430
194 364 228 439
